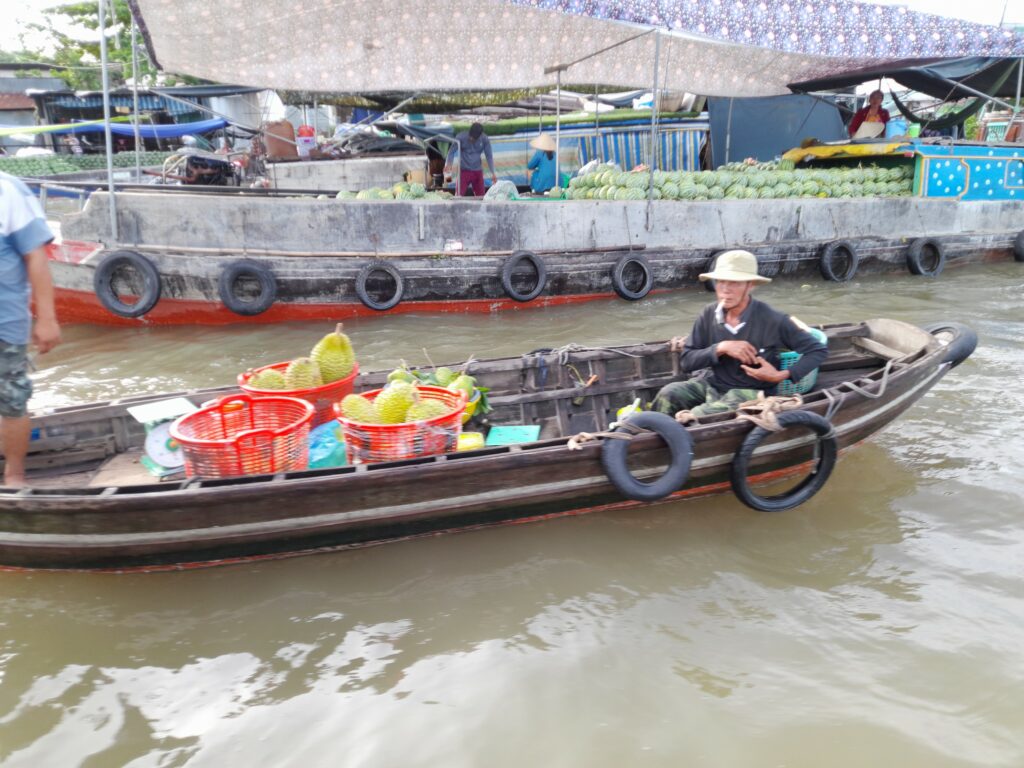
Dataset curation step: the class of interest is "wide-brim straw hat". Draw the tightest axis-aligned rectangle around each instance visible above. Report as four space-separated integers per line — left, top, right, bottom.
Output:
530 133 556 152
699 249 771 283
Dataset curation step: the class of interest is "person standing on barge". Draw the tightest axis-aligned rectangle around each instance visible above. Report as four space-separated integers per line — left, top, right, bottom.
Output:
444 122 497 196
848 89 890 138
653 250 827 421
0 171 61 488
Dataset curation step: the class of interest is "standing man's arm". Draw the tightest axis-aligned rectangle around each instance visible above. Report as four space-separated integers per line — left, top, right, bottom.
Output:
443 135 460 178
25 248 60 353
484 137 497 185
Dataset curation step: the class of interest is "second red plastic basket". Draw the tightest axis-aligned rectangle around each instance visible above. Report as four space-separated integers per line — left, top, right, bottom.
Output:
239 362 359 427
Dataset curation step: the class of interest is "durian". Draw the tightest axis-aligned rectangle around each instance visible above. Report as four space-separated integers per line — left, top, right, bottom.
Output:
340 393 380 424
284 357 323 389
310 323 355 383
406 399 449 422
374 381 417 424
248 367 287 390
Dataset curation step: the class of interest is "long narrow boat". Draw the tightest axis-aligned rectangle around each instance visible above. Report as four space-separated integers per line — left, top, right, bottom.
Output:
45 140 1024 326
0 318 975 571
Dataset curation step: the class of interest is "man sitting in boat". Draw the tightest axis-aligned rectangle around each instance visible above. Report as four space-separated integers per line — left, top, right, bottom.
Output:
653 250 827 422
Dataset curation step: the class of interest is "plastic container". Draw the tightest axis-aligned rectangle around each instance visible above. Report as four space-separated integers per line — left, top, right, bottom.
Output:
885 119 908 138
776 328 829 396
307 420 347 469
239 362 359 428
334 385 467 464
170 394 314 478
296 124 317 158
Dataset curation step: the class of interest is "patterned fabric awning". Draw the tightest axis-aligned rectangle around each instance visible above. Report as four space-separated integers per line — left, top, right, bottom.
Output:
128 0 1024 98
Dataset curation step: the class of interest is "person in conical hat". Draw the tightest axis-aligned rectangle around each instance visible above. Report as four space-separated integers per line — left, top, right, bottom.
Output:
527 133 557 194
652 250 827 421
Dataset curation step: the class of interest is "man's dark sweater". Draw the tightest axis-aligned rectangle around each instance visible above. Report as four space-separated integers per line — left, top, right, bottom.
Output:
679 298 828 393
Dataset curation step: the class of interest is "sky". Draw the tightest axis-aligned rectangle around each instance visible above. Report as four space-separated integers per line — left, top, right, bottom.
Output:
3 0 1023 54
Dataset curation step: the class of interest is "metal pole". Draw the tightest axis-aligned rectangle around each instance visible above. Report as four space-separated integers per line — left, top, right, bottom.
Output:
131 17 142 182
98 0 117 242
594 81 600 162
646 31 661 231
555 69 561 188
724 97 735 165
1015 57 1022 114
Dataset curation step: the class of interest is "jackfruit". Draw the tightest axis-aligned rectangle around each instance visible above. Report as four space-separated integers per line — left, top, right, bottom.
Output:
310 323 355 383
375 381 417 424
434 366 456 386
284 357 323 389
406 399 449 422
447 373 476 399
248 367 287 390
340 394 380 424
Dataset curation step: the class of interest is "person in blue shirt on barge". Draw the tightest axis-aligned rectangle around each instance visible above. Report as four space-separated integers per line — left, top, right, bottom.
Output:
653 250 827 421
444 122 497 197
0 171 62 487
526 133 557 194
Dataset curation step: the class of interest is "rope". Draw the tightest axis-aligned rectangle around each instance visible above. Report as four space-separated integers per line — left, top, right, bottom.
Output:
566 421 645 451
733 392 805 432
840 359 895 400
546 343 645 365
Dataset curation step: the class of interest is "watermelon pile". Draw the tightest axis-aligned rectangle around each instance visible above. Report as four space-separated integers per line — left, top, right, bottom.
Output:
0 151 176 178
565 161 915 201
338 181 452 201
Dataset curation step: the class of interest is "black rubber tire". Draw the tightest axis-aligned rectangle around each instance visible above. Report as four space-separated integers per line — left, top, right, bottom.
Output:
92 250 161 318
217 260 277 316
500 251 547 302
702 251 724 292
819 240 859 282
729 410 837 512
610 253 654 300
906 238 946 277
600 411 694 502
355 259 404 311
1012 230 1024 262
922 321 978 368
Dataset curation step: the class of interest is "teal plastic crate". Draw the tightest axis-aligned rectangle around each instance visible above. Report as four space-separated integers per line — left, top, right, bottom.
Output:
776 327 828 396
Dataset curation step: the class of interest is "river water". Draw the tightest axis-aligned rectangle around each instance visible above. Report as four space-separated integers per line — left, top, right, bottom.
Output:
2 263 1023 767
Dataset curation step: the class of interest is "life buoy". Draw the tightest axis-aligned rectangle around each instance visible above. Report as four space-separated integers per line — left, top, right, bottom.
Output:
922 321 978 368
819 240 859 282
217 260 277 316
600 411 694 502
703 252 723 292
500 251 547 302
610 253 654 301
356 260 404 311
1012 230 1024 262
906 238 946 277
729 410 837 512
92 250 161 318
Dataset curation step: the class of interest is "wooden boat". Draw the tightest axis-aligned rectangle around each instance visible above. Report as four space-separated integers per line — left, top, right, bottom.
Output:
45 139 1024 327
0 318 975 571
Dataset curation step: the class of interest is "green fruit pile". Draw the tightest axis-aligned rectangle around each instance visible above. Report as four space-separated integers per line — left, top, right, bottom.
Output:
244 323 356 391
564 161 915 201
0 151 176 178
339 382 453 425
339 183 452 201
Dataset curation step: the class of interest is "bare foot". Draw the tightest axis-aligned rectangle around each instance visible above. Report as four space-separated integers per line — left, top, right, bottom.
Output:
3 474 27 489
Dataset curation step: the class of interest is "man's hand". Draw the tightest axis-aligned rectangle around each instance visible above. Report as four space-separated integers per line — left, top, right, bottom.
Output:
33 317 61 354
668 336 687 352
716 339 758 365
491 173 498 185
741 356 788 384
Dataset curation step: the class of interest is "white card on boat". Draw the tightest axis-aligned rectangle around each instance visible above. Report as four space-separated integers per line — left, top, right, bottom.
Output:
126 397 198 425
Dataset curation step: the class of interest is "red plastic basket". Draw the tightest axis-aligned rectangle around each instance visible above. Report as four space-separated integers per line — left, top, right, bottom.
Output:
334 385 466 464
239 362 359 427
170 394 315 478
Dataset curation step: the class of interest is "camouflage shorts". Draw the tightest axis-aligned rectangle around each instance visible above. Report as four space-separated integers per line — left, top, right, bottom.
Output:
0 342 33 418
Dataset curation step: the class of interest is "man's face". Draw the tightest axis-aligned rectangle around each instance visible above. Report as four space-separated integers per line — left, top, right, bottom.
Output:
715 279 752 310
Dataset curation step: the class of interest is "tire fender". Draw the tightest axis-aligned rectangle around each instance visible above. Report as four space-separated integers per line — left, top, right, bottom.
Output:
356 259 404 311
819 240 859 282
729 410 837 512
1012 230 1024 262
600 411 694 502
92 250 161 319
610 253 654 301
922 321 978 368
500 250 547 302
906 237 946 277
218 260 277 316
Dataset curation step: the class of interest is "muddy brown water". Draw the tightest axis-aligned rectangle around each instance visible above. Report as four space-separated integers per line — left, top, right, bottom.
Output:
2 263 1023 767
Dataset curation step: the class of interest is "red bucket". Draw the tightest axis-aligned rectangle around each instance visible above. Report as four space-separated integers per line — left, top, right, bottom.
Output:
239 362 359 427
170 394 314 478
334 385 466 464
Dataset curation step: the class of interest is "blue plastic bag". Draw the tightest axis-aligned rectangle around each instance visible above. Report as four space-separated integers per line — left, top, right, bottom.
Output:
307 421 348 469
